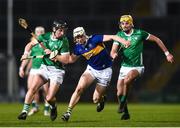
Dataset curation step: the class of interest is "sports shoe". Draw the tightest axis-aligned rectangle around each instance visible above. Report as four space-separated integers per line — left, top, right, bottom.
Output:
50 106 57 121
28 108 39 116
96 96 106 112
121 113 130 120
18 112 27 120
61 112 71 122
44 110 50 116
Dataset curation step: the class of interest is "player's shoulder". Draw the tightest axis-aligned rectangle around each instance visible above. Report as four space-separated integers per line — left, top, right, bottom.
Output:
61 36 69 41
39 32 51 39
88 34 103 42
134 28 147 34
116 30 124 35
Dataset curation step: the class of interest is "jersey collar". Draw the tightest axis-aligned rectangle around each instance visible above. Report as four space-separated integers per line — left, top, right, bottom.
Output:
124 29 134 36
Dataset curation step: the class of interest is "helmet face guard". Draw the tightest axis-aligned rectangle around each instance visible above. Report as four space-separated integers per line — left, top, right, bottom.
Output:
119 15 134 31
52 20 68 32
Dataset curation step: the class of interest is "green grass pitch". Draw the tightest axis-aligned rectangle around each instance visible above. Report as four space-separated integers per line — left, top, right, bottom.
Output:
0 103 180 127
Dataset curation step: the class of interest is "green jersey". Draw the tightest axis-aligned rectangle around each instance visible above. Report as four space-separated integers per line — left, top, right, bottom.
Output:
38 32 70 69
114 29 149 67
30 43 44 69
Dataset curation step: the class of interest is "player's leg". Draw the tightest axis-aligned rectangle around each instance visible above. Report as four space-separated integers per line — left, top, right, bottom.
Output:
93 84 107 112
18 74 46 120
120 69 139 111
93 67 112 112
42 83 50 116
46 82 59 121
46 67 65 121
28 92 40 116
27 74 40 116
62 72 94 121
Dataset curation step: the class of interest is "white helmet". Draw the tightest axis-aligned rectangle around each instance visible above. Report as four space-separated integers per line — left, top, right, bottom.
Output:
73 27 86 38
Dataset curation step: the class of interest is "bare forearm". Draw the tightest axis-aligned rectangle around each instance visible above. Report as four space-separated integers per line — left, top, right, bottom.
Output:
55 54 69 64
24 42 34 54
156 38 168 52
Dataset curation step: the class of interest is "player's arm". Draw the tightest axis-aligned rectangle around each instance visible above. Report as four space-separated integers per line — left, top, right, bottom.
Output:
25 59 32 76
148 34 174 63
53 53 70 64
19 59 30 78
69 53 79 63
20 40 38 60
103 35 130 48
110 43 119 60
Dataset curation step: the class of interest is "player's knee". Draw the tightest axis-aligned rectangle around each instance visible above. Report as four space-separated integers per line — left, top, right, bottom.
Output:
124 77 131 85
76 87 84 95
46 95 53 102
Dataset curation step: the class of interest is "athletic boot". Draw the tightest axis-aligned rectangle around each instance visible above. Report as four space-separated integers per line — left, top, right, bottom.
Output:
121 113 130 120
61 112 71 122
18 112 27 120
118 101 127 113
97 96 106 112
50 106 57 121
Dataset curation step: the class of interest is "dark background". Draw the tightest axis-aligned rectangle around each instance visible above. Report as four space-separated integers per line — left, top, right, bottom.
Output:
0 0 180 103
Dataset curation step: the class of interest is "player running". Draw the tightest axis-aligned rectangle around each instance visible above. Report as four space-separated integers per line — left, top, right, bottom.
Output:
19 26 50 116
18 20 70 121
61 27 130 121
110 15 174 120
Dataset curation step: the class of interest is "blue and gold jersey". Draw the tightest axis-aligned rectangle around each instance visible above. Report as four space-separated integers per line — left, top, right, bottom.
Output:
73 35 112 70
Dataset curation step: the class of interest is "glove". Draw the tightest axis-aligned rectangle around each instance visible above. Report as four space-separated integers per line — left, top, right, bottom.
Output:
49 50 58 59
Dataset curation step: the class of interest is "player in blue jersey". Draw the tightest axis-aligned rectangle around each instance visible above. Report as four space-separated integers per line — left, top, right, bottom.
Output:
110 15 174 120
61 27 130 121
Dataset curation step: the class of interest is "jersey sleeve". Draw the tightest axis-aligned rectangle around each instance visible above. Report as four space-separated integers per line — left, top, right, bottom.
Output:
141 30 150 40
73 45 80 56
60 38 70 55
91 35 103 45
113 32 122 46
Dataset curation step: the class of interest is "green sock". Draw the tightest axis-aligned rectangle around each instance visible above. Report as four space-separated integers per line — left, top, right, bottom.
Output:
44 104 50 111
120 95 127 103
22 103 30 113
32 101 39 109
118 95 123 103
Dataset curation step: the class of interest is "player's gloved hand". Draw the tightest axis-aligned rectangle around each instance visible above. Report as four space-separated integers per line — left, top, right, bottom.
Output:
49 50 58 60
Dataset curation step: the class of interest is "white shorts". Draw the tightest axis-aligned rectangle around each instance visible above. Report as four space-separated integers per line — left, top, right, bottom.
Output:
118 66 144 79
29 68 40 75
38 64 65 86
84 65 112 87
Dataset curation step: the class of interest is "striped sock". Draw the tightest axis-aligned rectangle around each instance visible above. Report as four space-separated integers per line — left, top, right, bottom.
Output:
44 103 50 111
32 101 39 109
67 107 72 114
22 103 30 113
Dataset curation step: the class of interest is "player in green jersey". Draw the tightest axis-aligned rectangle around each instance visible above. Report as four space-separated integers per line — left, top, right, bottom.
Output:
110 15 174 120
18 20 70 121
19 26 50 117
